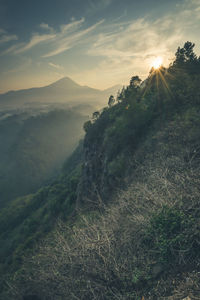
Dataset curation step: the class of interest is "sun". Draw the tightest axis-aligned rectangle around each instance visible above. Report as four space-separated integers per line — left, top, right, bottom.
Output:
152 56 163 69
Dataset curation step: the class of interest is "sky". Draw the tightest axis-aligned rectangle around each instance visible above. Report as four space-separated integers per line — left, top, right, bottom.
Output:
0 0 200 93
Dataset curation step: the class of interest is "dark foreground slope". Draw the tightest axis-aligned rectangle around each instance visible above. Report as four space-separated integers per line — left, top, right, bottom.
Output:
1 42 200 299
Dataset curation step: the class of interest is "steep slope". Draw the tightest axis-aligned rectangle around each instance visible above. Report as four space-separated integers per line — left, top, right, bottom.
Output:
1 42 200 299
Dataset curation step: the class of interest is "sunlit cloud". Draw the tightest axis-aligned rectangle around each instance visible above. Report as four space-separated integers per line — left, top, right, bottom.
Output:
88 17 182 61
48 62 64 70
82 0 200 87
59 18 85 33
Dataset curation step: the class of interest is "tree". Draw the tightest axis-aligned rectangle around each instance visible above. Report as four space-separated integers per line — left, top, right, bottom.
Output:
117 87 126 103
108 95 115 107
130 76 141 88
83 120 92 132
174 46 185 66
174 42 198 67
172 42 200 76
92 111 100 120
184 41 197 61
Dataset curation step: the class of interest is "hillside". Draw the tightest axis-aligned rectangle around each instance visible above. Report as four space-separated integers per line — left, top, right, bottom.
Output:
1 42 200 299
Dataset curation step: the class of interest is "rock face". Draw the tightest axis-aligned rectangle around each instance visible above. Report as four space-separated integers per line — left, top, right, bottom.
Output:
76 115 116 207
76 115 125 207
77 136 108 207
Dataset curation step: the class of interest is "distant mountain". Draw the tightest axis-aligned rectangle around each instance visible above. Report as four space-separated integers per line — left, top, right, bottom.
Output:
0 77 121 110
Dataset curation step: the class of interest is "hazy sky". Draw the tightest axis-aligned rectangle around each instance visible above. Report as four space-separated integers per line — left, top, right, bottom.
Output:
0 0 200 93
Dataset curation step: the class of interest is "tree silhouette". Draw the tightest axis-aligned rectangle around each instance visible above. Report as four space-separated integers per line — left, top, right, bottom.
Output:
108 95 115 107
130 76 141 88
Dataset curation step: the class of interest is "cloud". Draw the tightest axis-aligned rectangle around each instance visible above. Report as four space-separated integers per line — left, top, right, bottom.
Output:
42 19 104 58
75 0 200 87
86 0 112 15
59 18 85 33
48 62 64 70
2 18 104 58
0 29 18 44
0 44 22 56
90 0 199 64
88 17 174 74
39 23 54 32
0 34 18 44
15 33 56 54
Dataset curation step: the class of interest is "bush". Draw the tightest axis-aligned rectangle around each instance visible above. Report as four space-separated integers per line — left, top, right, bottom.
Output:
146 206 197 265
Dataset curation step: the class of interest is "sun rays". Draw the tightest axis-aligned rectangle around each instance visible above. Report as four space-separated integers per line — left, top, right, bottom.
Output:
151 57 163 69
141 63 173 101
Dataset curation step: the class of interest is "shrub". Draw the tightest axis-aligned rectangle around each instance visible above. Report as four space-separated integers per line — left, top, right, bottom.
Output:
146 206 197 265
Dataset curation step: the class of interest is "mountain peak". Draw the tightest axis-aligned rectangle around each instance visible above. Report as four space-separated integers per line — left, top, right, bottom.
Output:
47 76 81 90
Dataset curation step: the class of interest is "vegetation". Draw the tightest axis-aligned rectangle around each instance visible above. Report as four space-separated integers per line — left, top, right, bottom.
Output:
0 142 83 294
79 41 200 203
0 109 86 207
1 41 200 299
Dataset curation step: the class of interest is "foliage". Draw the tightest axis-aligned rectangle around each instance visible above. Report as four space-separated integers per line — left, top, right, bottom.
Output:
173 41 199 73
108 95 115 107
83 120 92 132
0 143 83 288
130 75 142 88
146 206 197 265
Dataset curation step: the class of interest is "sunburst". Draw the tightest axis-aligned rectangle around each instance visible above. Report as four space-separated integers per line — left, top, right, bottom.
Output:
151 57 163 69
